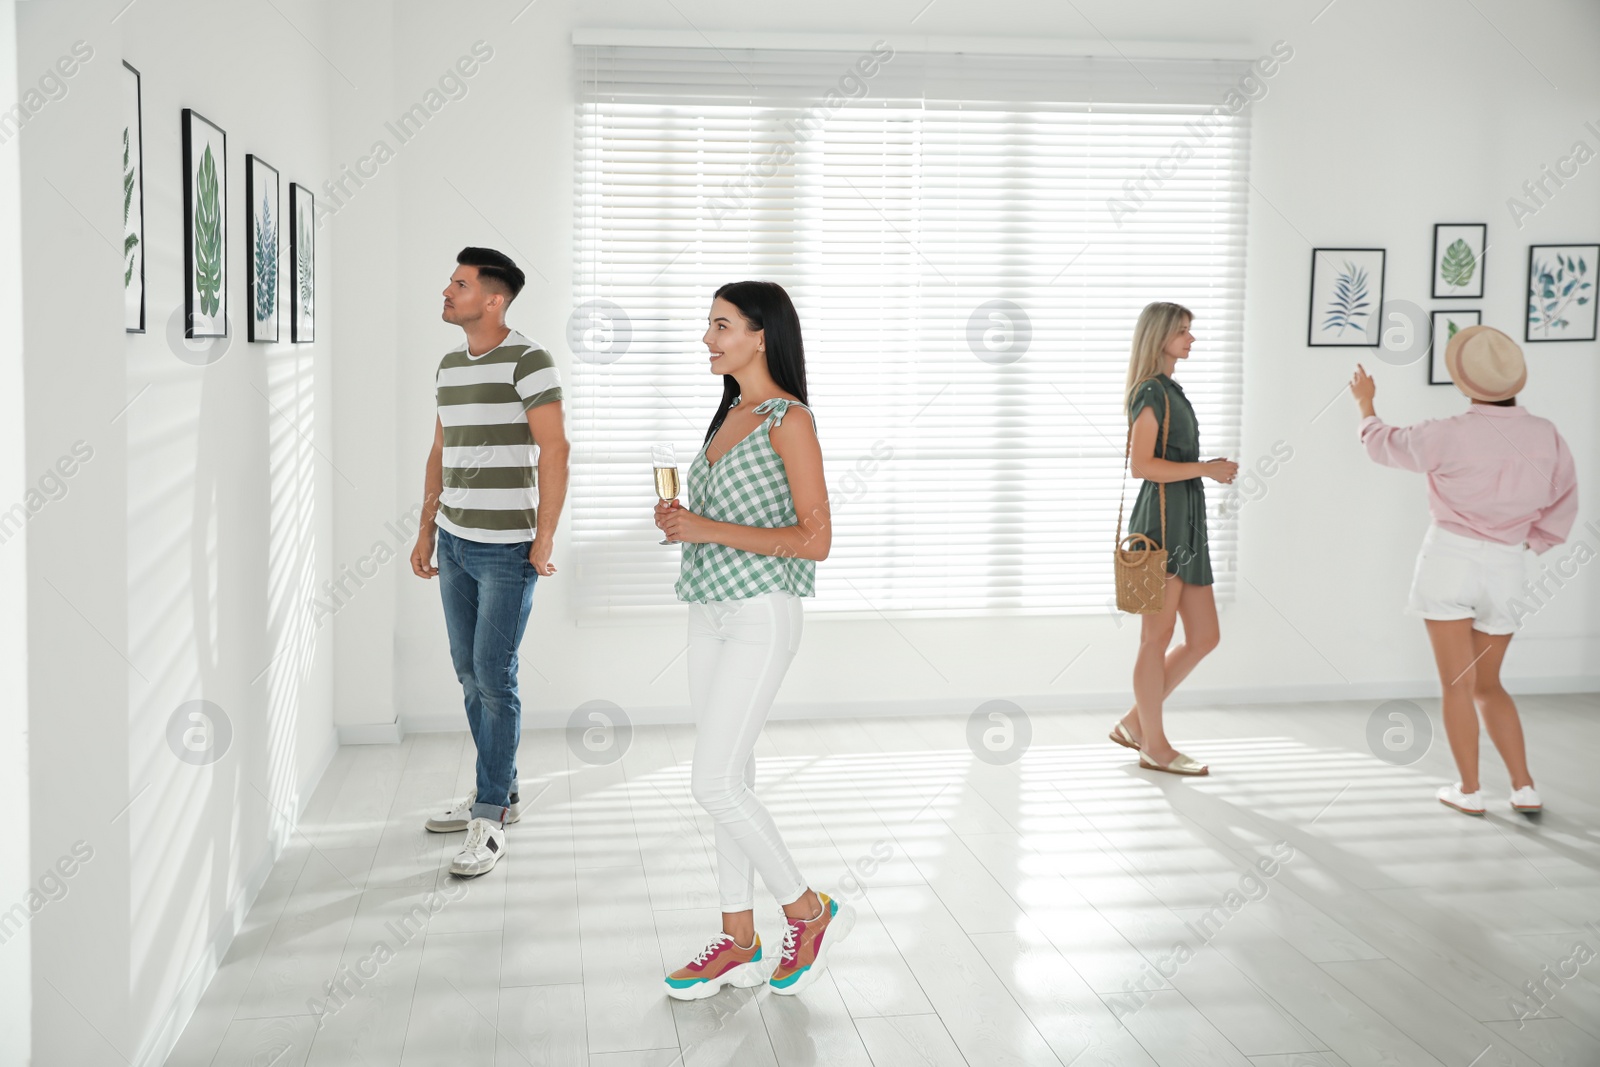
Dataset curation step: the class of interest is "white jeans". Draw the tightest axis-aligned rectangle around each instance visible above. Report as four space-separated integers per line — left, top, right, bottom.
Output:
687 591 807 912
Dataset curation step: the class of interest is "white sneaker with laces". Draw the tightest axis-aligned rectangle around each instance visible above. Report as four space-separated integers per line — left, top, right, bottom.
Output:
1436 782 1485 816
425 787 523 833
449 817 506 877
1509 786 1542 813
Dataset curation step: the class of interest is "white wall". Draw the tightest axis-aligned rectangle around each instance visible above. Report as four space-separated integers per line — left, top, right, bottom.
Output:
0 4 32 1062
368 0 1599 735
18 1 339 1063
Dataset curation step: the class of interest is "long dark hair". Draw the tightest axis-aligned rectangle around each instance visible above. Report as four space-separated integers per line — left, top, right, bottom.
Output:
702 281 809 446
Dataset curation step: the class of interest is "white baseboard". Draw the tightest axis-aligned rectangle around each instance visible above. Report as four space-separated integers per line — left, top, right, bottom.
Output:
134 726 341 1067
402 676 1600 732
338 719 405 745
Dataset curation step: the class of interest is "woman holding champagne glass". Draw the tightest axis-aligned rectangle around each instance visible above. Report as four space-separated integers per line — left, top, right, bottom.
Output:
1110 301 1237 775
652 280 854 999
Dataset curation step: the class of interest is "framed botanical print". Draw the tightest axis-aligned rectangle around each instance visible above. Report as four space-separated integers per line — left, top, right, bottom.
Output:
1309 248 1385 347
289 183 315 343
246 156 280 342
1429 309 1480 386
182 108 228 338
122 62 145 333
1525 243 1597 342
1432 223 1485 299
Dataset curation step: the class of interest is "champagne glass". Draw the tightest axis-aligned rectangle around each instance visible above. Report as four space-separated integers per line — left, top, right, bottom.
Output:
651 443 681 545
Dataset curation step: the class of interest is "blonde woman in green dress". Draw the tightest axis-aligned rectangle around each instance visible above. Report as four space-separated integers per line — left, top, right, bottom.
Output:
1109 302 1237 775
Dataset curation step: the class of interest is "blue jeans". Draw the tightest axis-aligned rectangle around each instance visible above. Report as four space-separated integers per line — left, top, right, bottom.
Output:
437 528 538 822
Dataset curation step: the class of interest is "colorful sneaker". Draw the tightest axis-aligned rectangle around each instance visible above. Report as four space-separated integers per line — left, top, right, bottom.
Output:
664 934 766 1001
1509 786 1542 813
1437 782 1485 816
769 893 855 996
449 817 506 876
425 788 523 833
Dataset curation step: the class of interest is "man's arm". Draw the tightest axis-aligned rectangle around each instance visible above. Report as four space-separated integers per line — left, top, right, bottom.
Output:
410 417 445 578
528 401 569 576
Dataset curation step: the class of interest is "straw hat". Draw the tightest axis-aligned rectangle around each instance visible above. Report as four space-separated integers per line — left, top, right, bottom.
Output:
1445 325 1526 402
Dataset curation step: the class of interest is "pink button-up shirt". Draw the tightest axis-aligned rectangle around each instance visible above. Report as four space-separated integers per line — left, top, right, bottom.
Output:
1360 405 1577 554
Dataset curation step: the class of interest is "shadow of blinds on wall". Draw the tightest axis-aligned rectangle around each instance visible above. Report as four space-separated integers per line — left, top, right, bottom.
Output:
572 44 1250 620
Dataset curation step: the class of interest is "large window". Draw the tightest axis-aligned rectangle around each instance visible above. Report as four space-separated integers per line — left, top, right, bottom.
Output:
571 43 1250 619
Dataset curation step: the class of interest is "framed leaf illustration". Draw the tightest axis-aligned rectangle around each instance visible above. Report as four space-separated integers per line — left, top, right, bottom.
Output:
182 108 228 339
1525 243 1597 343
1308 248 1385 347
246 156 280 342
1429 309 1479 386
1432 223 1485 299
122 62 145 333
290 183 315 343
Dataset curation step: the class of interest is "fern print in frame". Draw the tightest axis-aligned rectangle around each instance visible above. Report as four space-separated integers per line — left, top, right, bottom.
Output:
246 155 280 342
122 61 145 332
290 183 316 343
1525 243 1597 342
1308 247 1385 347
1429 309 1479 385
1432 223 1486 299
182 108 228 339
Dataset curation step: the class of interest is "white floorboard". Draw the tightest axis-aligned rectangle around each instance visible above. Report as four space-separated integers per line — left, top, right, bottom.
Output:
166 696 1600 1066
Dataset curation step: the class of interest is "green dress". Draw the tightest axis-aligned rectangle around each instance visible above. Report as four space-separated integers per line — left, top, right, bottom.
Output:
1127 375 1213 586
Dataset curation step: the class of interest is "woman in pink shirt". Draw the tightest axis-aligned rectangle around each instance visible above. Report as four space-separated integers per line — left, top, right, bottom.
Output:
1350 325 1577 816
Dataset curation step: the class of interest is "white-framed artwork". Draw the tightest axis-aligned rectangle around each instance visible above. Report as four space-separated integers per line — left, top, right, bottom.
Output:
1308 248 1385 347
1526 243 1597 342
289 183 315 343
246 156 279 343
1429 309 1480 386
1432 223 1485 299
122 62 145 333
182 108 228 338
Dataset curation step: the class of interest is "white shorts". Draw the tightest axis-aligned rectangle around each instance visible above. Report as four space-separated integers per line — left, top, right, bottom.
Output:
1406 524 1529 635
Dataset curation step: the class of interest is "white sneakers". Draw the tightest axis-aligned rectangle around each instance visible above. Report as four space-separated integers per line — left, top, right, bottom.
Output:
1436 782 1543 816
1436 782 1485 815
449 818 507 877
427 787 522 878
425 788 523 833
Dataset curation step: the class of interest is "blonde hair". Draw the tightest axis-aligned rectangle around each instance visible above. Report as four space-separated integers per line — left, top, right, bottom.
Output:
1124 302 1193 416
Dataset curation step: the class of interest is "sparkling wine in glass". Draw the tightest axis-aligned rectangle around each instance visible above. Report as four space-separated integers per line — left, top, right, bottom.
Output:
651 443 680 545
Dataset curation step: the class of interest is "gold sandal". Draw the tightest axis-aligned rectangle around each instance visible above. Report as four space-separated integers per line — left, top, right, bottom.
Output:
1138 750 1209 776
1109 721 1141 751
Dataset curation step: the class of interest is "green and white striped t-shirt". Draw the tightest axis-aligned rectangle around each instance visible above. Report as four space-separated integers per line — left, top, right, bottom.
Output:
435 329 563 544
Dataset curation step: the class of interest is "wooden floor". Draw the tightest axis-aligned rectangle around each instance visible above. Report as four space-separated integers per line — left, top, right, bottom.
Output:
166 694 1600 1066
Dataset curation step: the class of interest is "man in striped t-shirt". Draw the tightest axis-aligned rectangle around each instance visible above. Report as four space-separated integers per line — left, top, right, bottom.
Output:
409 247 569 877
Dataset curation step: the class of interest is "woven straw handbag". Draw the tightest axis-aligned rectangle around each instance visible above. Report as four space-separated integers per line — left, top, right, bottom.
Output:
1114 381 1171 614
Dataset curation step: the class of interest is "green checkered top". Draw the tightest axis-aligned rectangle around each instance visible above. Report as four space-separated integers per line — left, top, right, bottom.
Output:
675 397 817 603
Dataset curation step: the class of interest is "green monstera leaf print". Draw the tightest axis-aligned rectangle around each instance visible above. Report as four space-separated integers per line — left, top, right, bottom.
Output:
1439 238 1476 289
193 143 222 318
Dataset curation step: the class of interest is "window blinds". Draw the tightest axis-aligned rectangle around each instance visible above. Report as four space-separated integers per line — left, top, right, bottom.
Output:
571 43 1250 620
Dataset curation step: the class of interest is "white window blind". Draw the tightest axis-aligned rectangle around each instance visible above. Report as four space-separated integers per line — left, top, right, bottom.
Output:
571 44 1249 620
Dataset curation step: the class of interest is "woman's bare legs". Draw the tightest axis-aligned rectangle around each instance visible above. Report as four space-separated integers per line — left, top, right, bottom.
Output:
1424 619 1485 793
1123 580 1220 763
1468 629 1533 790
1125 579 1221 764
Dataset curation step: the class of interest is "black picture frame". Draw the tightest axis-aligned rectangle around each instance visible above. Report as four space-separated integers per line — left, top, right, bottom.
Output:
1429 309 1480 386
122 61 146 333
289 183 315 343
1308 247 1386 347
1525 243 1598 343
1431 223 1486 300
245 155 280 343
181 108 228 339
